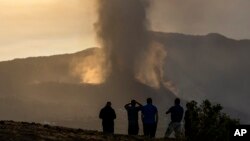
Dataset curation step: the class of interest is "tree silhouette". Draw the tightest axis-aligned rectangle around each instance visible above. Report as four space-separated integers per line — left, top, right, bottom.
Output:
185 100 239 141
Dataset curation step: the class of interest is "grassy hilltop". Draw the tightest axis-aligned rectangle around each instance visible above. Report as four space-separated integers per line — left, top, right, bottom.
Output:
0 121 174 141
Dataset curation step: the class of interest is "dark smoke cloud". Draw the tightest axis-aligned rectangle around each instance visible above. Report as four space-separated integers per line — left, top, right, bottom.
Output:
95 0 151 76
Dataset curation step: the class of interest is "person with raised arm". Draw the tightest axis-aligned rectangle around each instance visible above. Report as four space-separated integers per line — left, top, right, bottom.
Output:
165 98 184 139
124 100 142 135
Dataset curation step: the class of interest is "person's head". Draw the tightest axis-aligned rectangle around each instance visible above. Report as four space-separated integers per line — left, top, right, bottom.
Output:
131 100 136 106
175 98 180 105
147 98 152 104
106 101 112 107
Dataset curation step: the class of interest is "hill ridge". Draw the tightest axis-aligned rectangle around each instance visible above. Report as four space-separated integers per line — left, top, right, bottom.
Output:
0 120 174 141
2 32 250 63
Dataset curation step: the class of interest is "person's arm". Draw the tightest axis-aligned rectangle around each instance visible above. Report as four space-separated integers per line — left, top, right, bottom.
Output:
99 109 103 119
141 107 144 122
124 103 130 109
141 113 144 122
166 107 172 114
181 107 184 120
155 111 159 124
136 101 143 107
113 109 116 119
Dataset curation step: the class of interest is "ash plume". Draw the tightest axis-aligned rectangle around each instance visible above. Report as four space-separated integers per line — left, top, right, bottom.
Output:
95 0 169 89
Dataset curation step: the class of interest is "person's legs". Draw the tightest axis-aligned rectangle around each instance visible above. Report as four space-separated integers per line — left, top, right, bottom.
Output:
165 122 174 138
103 121 114 134
128 123 132 135
133 122 139 135
143 123 150 137
110 121 114 134
128 122 139 135
102 121 108 133
173 122 182 139
136 124 139 135
149 123 157 138
110 125 114 134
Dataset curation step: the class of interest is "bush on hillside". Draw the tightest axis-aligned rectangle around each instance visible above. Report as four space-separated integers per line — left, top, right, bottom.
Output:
185 100 239 141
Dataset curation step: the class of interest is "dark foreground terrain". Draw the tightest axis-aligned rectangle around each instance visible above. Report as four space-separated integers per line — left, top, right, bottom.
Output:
0 121 174 141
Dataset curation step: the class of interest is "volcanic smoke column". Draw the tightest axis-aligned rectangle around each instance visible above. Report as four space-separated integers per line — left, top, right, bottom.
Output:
95 0 151 77
95 0 171 90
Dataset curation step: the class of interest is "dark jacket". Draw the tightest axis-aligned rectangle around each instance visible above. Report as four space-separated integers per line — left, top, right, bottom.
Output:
99 106 116 133
99 106 116 121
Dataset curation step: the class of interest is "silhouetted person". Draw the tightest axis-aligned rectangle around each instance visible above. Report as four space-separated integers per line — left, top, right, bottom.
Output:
141 98 158 138
165 98 184 139
184 102 199 141
124 100 142 135
99 102 116 134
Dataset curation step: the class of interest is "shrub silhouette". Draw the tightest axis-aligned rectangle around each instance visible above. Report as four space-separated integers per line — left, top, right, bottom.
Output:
185 100 239 141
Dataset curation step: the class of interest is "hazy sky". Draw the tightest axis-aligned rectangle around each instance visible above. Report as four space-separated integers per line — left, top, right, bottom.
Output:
0 0 97 61
0 0 250 61
150 0 250 39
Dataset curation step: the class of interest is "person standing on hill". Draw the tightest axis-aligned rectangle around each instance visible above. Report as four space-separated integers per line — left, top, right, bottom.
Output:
141 98 158 138
124 100 142 135
165 98 184 139
99 102 116 134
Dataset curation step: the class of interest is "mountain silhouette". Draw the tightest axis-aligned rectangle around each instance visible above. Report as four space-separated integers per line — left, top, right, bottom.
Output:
0 46 175 136
153 32 250 122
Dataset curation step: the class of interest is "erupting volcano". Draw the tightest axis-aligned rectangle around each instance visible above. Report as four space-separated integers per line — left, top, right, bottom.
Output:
1 0 249 138
75 0 176 94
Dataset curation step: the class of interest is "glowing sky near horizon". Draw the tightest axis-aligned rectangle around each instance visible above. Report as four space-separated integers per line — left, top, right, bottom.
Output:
0 0 250 61
0 0 97 61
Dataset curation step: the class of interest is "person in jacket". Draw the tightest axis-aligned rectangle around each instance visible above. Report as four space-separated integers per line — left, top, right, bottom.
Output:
99 101 116 134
